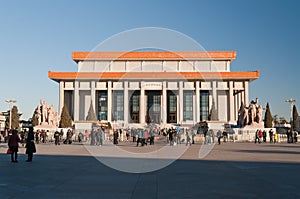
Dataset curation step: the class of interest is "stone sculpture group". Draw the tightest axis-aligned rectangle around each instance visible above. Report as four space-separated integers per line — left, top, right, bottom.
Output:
238 98 264 128
34 99 59 127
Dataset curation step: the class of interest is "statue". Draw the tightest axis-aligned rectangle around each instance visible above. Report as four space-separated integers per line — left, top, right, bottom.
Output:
35 106 41 125
249 101 257 125
53 111 59 127
40 99 49 124
238 103 245 127
39 99 59 127
256 105 263 123
238 98 264 128
47 105 55 126
243 107 249 126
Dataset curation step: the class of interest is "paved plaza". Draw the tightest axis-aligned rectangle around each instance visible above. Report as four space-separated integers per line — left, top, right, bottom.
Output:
0 139 299 199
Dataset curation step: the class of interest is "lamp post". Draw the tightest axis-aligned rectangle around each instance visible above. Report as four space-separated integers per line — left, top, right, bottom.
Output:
285 98 296 130
5 99 17 130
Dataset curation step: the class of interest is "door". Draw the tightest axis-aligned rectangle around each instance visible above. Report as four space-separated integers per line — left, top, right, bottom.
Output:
146 91 161 124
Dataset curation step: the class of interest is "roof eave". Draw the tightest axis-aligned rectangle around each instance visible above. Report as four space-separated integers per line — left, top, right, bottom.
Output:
72 51 237 63
48 70 260 82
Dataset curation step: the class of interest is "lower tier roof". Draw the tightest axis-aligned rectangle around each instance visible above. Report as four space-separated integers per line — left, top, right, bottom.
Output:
48 71 260 82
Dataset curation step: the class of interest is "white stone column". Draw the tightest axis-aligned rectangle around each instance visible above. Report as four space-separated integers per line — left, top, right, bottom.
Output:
212 81 218 120
177 93 180 124
241 91 245 106
124 81 129 127
234 91 238 121
107 81 112 122
179 81 183 124
244 81 249 107
91 81 96 109
140 82 145 124
212 81 217 106
193 92 196 124
229 81 235 122
162 81 167 125
226 61 230 71
59 81 64 115
236 92 241 120
74 81 79 121
195 81 200 122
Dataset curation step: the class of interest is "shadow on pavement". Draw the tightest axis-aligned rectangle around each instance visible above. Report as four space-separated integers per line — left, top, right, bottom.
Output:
235 149 300 155
264 144 300 149
0 153 299 199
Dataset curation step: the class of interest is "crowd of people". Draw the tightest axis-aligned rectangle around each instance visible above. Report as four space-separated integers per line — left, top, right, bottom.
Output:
81 126 238 147
1 124 299 164
1 128 75 163
80 125 197 147
254 129 298 144
255 129 276 144
286 130 298 143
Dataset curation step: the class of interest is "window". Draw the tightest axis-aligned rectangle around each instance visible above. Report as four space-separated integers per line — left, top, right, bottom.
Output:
97 91 107 120
168 92 177 112
131 95 139 112
167 91 177 123
152 94 161 112
183 91 193 121
130 91 140 123
113 91 124 121
200 91 209 121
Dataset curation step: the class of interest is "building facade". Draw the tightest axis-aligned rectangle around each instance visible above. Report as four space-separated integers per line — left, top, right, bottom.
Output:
48 51 259 128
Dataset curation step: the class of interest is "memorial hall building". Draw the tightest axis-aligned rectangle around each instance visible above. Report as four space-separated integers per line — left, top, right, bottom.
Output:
48 51 260 128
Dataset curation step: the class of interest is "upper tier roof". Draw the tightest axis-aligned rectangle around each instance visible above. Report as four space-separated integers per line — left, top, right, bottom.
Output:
72 51 237 62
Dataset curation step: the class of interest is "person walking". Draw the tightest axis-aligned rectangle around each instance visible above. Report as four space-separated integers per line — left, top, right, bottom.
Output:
100 128 105 146
255 129 259 144
78 132 83 143
35 130 40 144
258 129 263 144
90 129 96 145
8 129 21 163
149 129 155 145
274 133 278 144
269 129 274 143
186 131 192 146
136 129 143 146
20 129 26 147
25 127 36 162
191 131 195 144
203 130 207 144
222 129 228 143
217 130 223 145
207 129 212 144
96 129 101 146
169 129 174 146
143 130 149 146
84 130 89 142
54 130 60 145
262 130 267 143
293 131 298 143
113 129 119 145
59 129 64 142
126 129 130 141
64 129 73 144
287 130 292 143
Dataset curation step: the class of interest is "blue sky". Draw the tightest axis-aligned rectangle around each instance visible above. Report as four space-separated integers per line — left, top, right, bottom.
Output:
0 0 299 120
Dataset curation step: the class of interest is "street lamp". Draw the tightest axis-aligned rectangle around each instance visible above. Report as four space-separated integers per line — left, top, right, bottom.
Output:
285 98 296 129
5 99 17 130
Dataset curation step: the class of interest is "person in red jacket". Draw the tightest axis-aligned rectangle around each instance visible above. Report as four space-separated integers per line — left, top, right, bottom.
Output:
8 129 21 163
